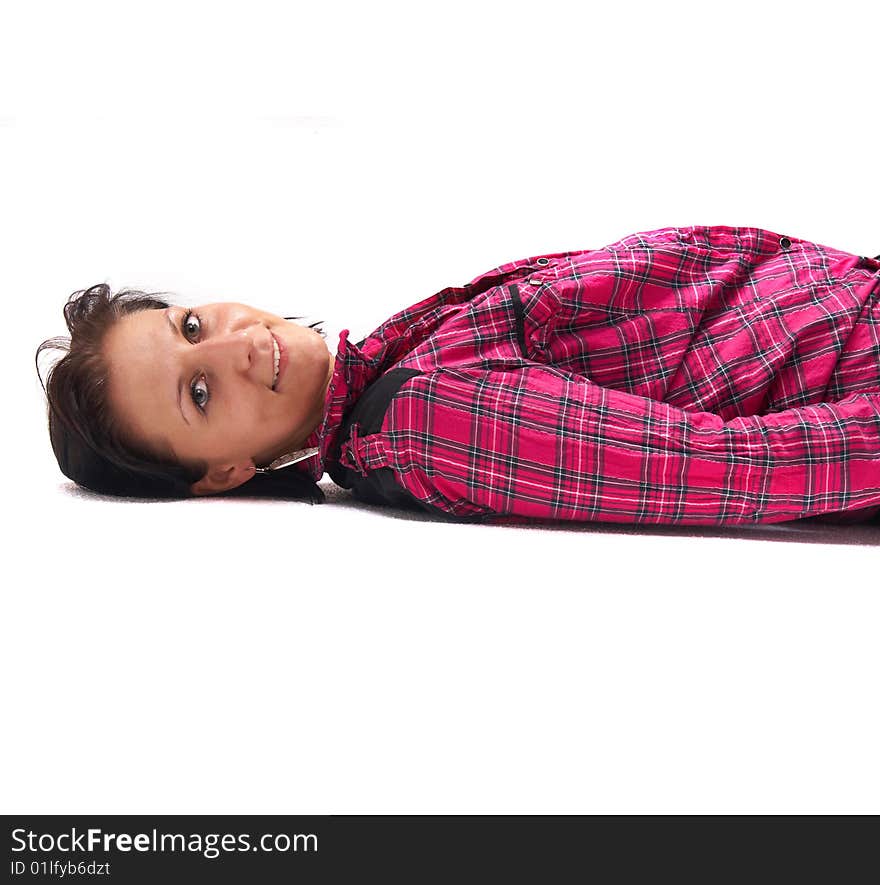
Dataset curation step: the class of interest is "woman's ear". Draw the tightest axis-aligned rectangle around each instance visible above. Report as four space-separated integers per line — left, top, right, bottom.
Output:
190 459 256 496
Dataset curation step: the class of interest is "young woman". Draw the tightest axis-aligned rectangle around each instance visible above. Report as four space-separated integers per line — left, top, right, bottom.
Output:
36 224 880 526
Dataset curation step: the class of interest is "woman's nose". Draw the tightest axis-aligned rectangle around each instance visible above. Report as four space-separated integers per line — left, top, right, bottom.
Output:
195 325 259 373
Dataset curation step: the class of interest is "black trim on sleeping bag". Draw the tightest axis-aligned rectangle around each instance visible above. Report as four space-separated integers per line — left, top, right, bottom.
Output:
508 283 527 357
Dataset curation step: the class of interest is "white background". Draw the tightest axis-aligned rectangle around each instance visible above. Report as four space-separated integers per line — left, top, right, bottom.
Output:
2 0 878 813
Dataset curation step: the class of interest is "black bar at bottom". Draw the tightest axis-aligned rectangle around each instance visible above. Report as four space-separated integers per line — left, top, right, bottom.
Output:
3 814 878 883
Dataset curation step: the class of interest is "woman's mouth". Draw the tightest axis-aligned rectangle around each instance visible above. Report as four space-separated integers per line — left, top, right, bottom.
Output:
270 331 288 391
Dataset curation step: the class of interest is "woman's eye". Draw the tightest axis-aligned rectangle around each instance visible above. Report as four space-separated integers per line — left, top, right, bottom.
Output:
182 311 202 341
191 375 209 410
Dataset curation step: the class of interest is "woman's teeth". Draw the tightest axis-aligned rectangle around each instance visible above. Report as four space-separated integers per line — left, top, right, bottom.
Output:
272 336 280 389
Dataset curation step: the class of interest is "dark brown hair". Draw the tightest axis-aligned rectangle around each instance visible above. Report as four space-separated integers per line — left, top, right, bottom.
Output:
35 283 327 502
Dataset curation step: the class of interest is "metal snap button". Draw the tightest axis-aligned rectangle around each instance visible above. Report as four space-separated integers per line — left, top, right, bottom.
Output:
779 236 792 249
536 257 550 265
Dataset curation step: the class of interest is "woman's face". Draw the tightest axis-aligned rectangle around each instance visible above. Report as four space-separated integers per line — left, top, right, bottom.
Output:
102 302 335 495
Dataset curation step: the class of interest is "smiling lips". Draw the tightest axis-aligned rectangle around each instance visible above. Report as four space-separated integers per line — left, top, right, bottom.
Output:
269 330 287 391
271 334 281 389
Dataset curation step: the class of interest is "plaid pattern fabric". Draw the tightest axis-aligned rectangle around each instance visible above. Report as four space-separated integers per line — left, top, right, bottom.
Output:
299 225 880 525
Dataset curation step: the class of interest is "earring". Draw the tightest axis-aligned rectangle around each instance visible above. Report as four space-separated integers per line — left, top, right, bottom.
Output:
254 447 321 474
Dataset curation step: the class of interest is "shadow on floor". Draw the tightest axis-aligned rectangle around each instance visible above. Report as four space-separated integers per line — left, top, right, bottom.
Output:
320 483 880 546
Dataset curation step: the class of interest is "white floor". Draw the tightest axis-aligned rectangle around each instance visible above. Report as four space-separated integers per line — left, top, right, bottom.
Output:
5 462 879 814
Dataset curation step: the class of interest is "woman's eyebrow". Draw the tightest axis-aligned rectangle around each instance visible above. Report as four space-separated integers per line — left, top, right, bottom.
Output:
164 310 190 427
